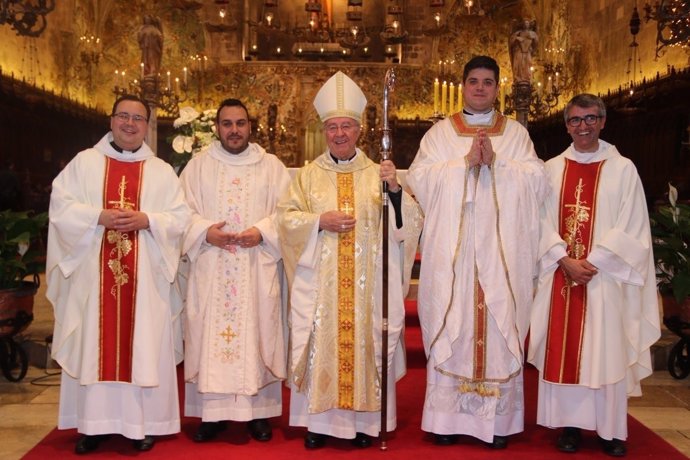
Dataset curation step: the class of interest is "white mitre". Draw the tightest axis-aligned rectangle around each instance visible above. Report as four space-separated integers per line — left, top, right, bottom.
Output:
313 71 367 123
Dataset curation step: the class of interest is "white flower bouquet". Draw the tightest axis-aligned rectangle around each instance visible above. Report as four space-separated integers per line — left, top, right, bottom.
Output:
169 106 217 172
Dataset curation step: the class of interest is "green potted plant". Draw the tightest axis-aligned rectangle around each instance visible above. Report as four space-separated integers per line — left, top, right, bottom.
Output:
0 209 48 336
650 183 690 319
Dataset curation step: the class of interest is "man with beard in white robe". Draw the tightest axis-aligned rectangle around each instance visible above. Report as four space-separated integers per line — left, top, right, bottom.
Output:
528 93 660 457
276 71 423 450
47 95 191 454
407 56 549 449
180 98 290 443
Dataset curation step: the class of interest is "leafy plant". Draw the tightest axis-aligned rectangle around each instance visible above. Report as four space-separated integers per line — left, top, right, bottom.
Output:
651 183 690 303
0 210 48 290
169 106 217 173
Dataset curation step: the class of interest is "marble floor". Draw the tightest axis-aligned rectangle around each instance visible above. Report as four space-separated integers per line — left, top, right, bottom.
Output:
1 278 689 459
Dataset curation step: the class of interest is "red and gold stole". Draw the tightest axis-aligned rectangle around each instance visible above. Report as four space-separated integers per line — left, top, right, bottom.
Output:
99 157 144 382
450 111 508 137
337 172 355 409
473 266 488 381
543 159 605 384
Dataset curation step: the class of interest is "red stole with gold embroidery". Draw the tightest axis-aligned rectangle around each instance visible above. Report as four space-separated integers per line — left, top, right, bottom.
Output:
99 157 144 382
543 158 605 384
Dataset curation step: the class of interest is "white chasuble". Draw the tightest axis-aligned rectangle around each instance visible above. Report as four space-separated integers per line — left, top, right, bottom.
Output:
529 141 660 393
181 142 290 396
407 112 549 441
47 133 190 436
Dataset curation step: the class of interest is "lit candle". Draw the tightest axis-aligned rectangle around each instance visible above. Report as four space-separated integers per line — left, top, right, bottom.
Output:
449 82 455 114
183 67 188 85
500 84 506 113
140 62 144 79
175 77 180 94
166 71 171 90
433 78 439 114
114 70 119 87
458 83 463 110
121 70 125 87
441 81 447 115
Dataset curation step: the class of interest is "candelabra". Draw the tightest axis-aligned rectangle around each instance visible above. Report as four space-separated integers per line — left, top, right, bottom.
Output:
78 34 102 94
0 0 55 37
112 66 189 117
644 0 690 57
338 24 371 50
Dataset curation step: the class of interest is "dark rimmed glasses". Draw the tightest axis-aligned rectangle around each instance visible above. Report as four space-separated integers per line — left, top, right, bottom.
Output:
566 114 603 127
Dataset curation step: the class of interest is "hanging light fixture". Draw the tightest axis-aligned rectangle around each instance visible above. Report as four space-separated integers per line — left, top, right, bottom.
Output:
0 0 55 37
627 4 643 88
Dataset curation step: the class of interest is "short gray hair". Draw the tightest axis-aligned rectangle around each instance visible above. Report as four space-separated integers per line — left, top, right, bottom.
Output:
564 93 606 122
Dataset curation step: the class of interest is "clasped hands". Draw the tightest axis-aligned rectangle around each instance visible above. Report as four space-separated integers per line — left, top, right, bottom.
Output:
319 159 399 234
99 208 149 232
466 129 495 168
558 256 598 286
206 222 262 250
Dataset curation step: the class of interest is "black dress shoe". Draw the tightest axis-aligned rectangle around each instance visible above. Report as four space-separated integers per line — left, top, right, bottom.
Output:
599 437 627 457
434 433 458 445
74 434 110 454
304 431 326 449
557 427 582 453
133 435 155 451
247 418 272 442
193 421 228 442
351 432 372 448
487 435 509 449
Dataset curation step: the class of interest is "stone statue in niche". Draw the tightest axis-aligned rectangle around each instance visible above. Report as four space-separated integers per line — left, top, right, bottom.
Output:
138 15 163 77
509 19 538 83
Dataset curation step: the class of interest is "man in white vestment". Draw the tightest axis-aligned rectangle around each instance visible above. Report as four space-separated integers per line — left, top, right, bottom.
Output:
407 55 549 449
528 93 660 457
47 95 191 454
180 98 290 443
276 71 423 449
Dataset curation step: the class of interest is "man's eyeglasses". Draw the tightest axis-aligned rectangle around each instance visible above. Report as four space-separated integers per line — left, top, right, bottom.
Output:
566 114 602 127
324 123 358 134
112 112 148 123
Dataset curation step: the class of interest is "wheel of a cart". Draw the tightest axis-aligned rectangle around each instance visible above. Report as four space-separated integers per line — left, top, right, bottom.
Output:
668 337 690 379
0 337 28 382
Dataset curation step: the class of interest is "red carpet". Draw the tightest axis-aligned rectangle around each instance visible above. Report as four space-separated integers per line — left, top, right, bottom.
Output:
24 298 688 459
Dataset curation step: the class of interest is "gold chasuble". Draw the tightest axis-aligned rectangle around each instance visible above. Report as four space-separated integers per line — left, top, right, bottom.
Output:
99 157 143 382
544 159 605 384
337 173 356 409
281 153 384 414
